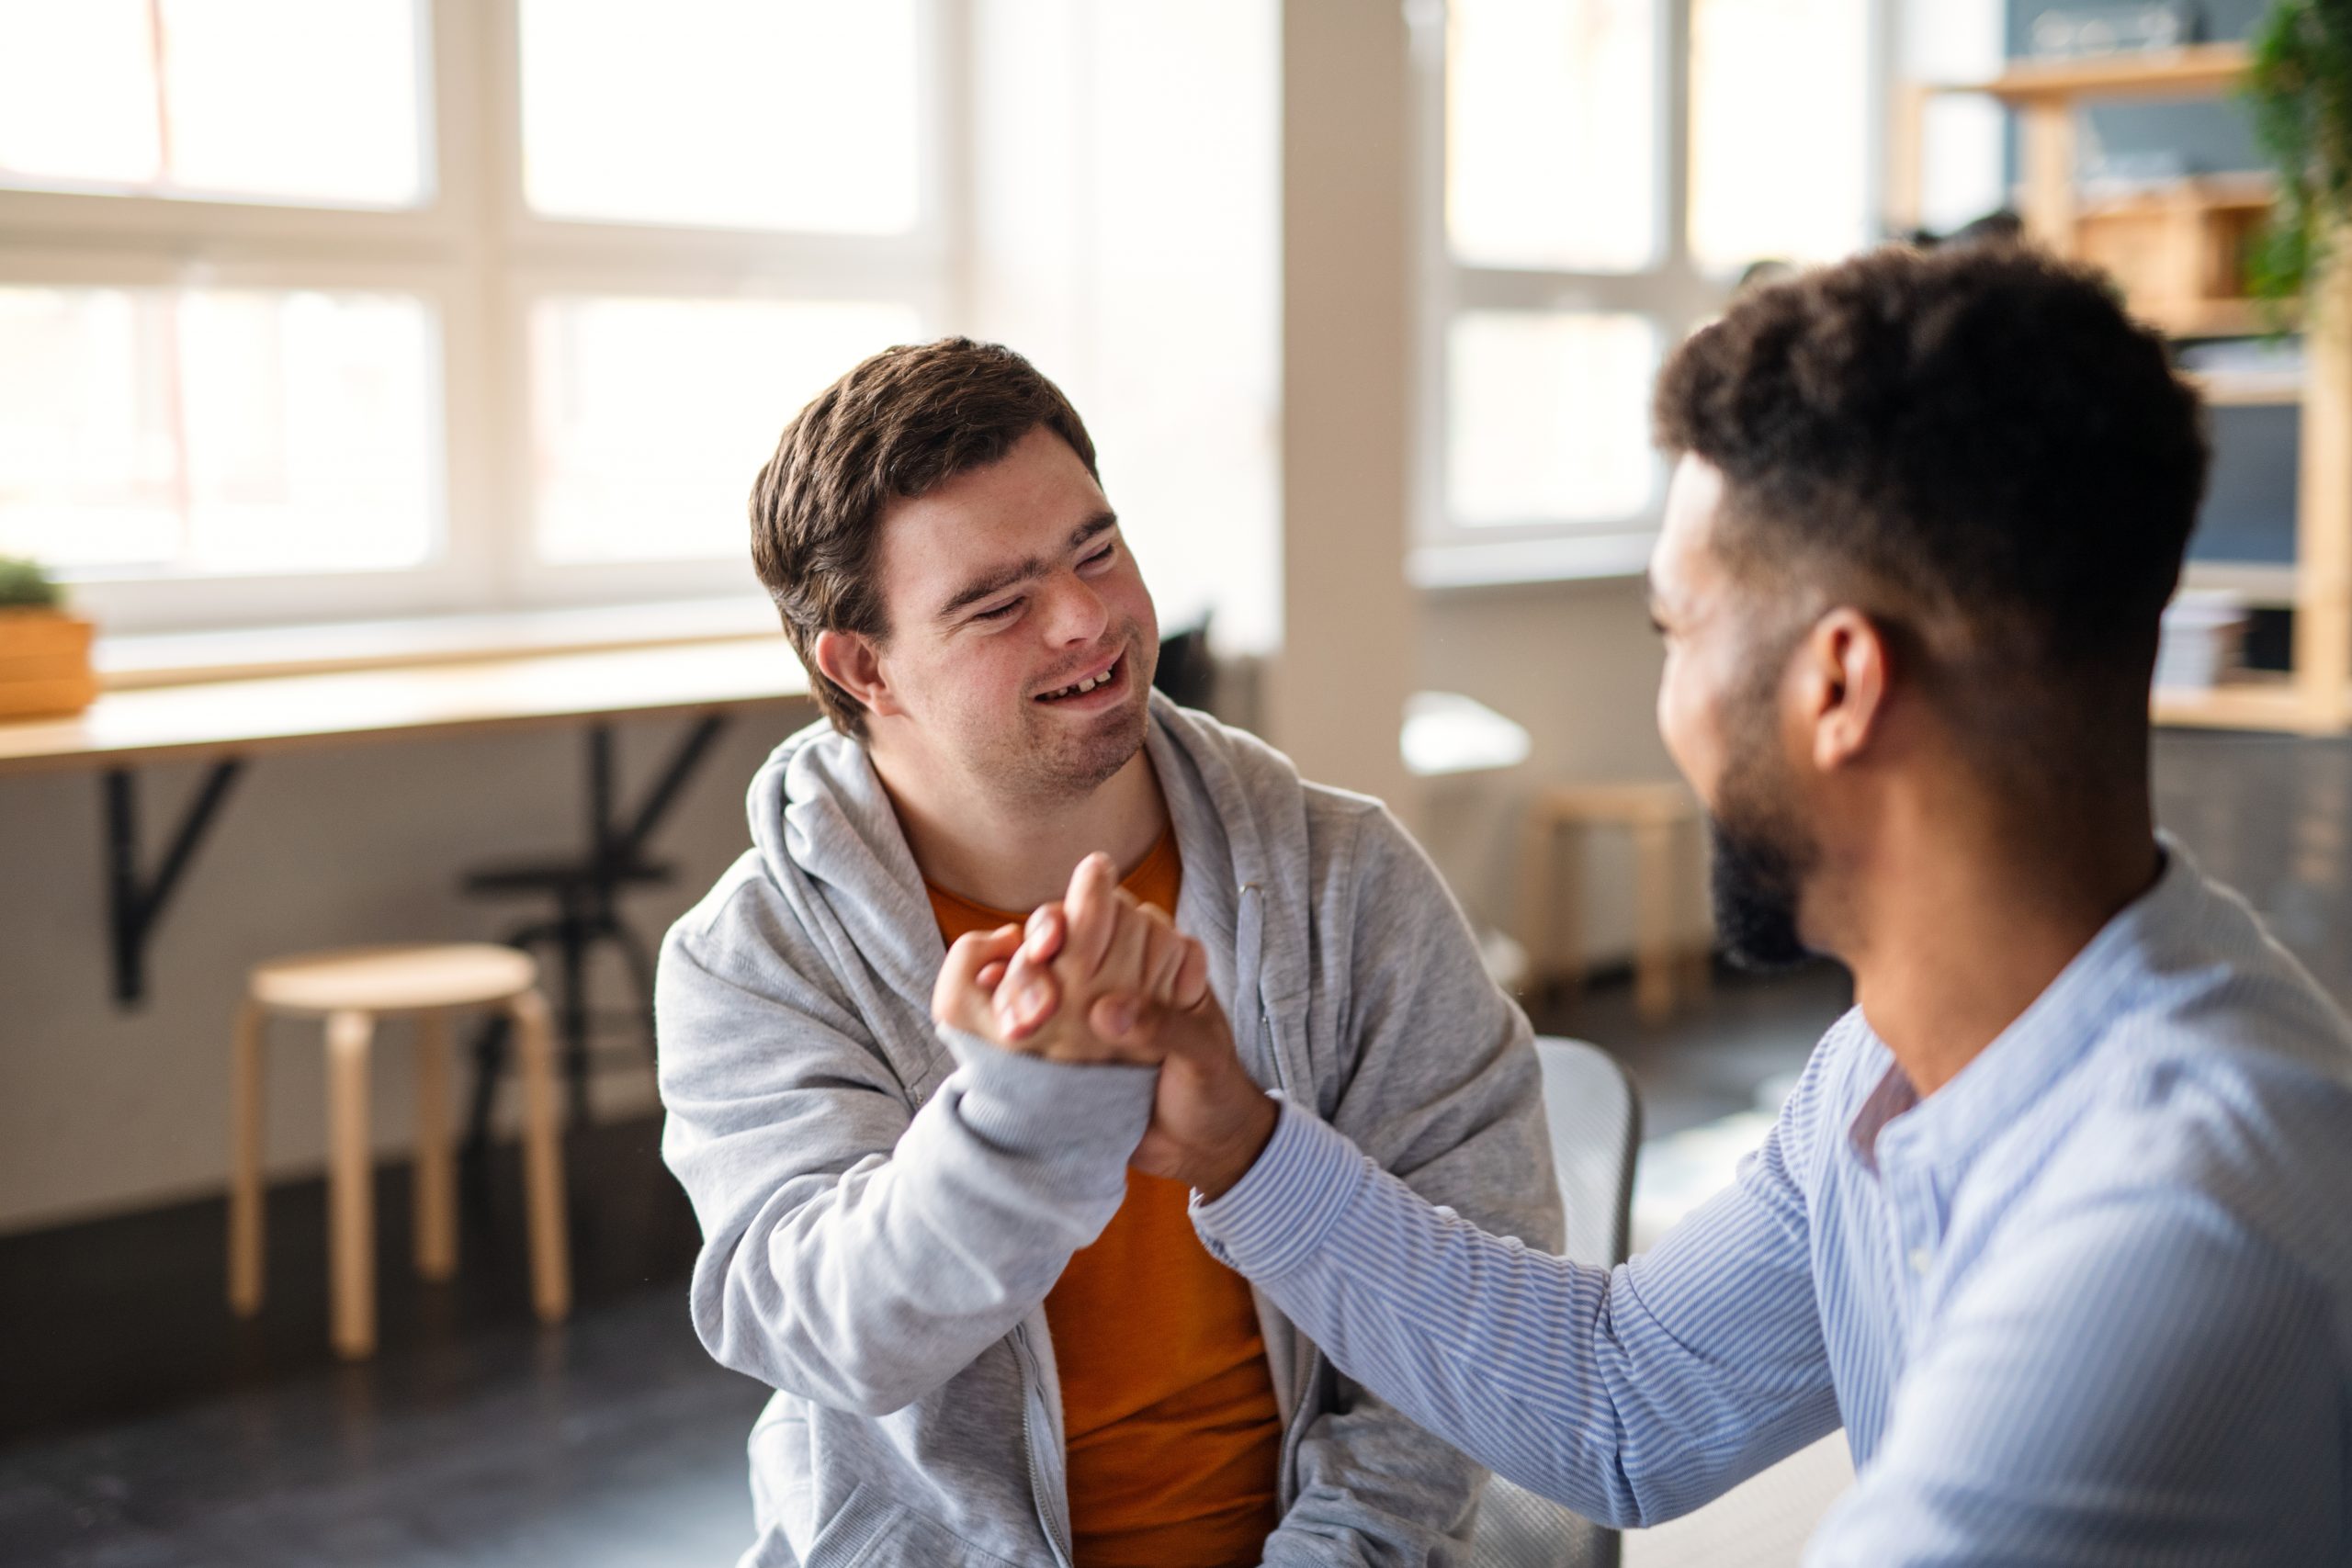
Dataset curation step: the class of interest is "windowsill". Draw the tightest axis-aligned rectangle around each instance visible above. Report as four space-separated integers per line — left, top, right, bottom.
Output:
96 596 784 691
1408 528 1658 591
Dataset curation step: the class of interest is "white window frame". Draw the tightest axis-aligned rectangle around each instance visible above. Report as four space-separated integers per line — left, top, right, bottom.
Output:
0 0 960 634
1408 0 1894 588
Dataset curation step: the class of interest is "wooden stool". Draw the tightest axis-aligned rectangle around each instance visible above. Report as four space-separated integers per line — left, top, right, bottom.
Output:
1519 783 1708 1025
228 944 571 1359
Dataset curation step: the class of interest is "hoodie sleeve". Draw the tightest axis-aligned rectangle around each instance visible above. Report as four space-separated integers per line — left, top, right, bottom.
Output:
1262 801 1566 1566
656 871 1157 1417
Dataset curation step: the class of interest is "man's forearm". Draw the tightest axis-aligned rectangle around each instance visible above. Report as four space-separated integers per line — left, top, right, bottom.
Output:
1195 1104 1841 1529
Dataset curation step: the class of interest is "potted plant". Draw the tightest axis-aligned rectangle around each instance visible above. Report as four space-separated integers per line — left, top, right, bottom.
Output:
2245 1 2352 315
0 556 98 720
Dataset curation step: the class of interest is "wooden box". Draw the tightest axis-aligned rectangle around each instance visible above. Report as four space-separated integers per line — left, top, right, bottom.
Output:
2074 176 2276 336
0 610 98 719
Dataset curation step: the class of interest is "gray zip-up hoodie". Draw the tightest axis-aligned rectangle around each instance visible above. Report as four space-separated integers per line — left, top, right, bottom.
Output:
658 692 1563 1567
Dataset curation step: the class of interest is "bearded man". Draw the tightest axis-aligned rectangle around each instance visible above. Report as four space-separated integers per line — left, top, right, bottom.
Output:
952 245 2352 1566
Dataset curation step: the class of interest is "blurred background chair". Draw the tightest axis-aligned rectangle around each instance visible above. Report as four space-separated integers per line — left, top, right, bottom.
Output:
458 719 729 1161
1154 616 1218 711
1468 1035 1642 1568
1520 784 1708 1026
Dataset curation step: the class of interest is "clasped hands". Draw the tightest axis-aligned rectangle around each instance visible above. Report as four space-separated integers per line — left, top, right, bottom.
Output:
931 852 1278 1199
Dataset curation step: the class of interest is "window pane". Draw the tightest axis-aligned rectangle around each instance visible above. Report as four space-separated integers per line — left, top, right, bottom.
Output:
0 287 439 577
1447 0 1658 273
1079 0 1281 654
521 0 920 234
0 1 161 188
530 296 920 564
1901 0 2007 235
0 0 425 207
1689 0 1870 274
1447 311 1657 526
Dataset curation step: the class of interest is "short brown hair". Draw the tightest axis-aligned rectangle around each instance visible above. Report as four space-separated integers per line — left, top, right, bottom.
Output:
750 337 1101 736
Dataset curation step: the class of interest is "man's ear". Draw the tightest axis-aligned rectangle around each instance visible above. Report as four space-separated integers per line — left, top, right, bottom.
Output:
1797 607 1889 773
812 629 901 719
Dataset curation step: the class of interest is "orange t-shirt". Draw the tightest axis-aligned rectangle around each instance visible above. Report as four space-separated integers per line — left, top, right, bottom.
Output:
928 833 1284 1568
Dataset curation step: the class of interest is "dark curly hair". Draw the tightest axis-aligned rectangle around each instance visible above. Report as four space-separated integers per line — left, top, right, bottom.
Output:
1653 243 2210 691
750 337 1099 737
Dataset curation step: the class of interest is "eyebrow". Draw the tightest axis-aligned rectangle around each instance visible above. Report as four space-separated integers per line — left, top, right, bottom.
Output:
935 513 1119 622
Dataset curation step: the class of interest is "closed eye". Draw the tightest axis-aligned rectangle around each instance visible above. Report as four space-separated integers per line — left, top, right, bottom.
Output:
973 598 1023 622
1079 542 1116 572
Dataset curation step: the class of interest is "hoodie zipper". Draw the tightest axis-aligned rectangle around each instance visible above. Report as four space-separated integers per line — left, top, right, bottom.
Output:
1012 1325 1074 1568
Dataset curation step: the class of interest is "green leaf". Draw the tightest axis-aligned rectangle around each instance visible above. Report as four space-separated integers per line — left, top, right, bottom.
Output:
0 556 62 610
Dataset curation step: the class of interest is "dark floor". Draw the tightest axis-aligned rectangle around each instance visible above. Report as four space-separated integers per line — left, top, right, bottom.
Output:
1532 960 1853 1140
4 728 2343 1566
0 1118 768 1566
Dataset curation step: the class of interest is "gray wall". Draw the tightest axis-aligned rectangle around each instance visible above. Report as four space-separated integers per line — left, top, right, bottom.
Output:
1416 576 1703 964
0 713 801 1235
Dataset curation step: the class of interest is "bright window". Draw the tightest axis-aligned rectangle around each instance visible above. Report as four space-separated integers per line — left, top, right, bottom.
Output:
0 286 438 576
1447 311 1659 527
1417 0 1884 581
0 0 943 631
0 0 1279 643
518 0 920 234
1447 0 1659 274
0 0 427 208
1688 0 1871 273
529 296 919 563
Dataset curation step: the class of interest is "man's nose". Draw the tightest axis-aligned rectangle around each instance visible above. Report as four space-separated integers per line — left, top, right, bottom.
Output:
1039 573 1109 645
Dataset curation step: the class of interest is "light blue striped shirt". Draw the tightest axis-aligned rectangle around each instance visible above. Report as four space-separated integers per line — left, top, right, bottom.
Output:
1196 842 2352 1564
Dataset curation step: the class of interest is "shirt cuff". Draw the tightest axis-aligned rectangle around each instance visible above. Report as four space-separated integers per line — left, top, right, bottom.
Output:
1192 1101 1370 1280
936 1024 1159 1164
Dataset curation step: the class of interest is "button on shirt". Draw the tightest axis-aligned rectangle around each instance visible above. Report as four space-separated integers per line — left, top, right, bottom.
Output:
1195 841 2352 1564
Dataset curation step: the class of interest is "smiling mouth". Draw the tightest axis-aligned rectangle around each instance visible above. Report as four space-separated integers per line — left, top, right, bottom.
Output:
1035 652 1123 702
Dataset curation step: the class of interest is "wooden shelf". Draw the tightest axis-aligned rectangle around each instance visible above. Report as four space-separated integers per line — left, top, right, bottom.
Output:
2079 176 2274 217
2153 681 2333 733
2188 368 2304 406
1951 43 2250 105
2181 563 2299 604
2140 298 2278 337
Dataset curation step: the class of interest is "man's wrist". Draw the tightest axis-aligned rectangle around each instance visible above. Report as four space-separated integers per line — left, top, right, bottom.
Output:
1193 1092 1281 1201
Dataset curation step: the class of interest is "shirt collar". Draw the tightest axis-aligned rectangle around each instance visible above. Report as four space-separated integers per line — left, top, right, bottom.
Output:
1860 832 2197 1177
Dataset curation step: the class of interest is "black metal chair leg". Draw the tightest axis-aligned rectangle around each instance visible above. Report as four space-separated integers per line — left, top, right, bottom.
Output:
461 922 560 1162
460 1010 512 1191
615 921 661 1065
557 916 594 1126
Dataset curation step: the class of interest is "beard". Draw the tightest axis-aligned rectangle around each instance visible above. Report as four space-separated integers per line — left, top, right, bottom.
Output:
1705 736 1819 974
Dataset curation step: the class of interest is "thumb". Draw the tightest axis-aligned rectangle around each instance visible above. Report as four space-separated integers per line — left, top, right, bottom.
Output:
1089 990 1148 1046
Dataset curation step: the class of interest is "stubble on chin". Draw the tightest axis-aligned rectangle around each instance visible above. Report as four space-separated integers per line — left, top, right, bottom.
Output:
1012 683 1151 802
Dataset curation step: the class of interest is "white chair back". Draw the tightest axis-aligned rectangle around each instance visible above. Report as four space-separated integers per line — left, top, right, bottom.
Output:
1466 1036 1643 1568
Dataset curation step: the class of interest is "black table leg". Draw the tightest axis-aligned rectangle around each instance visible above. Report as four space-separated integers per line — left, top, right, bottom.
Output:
612 714 729 863
105 761 243 1007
